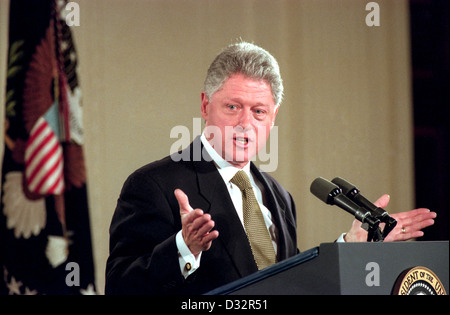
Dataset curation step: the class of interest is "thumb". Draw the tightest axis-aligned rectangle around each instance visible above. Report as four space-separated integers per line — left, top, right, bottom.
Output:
174 189 193 216
373 194 390 209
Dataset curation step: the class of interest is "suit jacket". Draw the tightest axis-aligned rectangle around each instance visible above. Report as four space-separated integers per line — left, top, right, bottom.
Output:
105 137 298 295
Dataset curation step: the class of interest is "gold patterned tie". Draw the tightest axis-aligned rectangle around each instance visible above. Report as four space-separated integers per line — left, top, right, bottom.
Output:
230 170 276 270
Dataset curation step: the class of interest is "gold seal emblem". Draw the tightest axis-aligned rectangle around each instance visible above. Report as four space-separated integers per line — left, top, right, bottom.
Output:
393 266 447 295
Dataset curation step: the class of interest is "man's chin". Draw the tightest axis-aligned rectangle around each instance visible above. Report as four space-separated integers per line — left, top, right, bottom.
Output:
224 150 257 166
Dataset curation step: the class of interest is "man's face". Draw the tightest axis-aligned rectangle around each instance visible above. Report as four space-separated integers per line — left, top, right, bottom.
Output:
201 73 279 168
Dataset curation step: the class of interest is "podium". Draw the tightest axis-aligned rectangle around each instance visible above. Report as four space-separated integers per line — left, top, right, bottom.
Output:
206 241 449 295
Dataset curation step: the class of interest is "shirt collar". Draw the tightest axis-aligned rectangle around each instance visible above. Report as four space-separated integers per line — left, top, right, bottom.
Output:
200 132 251 183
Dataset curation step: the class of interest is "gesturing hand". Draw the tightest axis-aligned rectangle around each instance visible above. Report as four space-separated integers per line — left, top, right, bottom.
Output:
344 194 436 242
174 189 219 257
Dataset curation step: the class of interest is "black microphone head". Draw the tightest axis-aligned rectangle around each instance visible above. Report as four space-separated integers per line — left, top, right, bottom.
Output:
310 177 341 205
331 177 359 195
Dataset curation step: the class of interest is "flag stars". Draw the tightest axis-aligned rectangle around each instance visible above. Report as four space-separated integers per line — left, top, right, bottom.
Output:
7 275 22 295
60 40 68 51
70 51 77 62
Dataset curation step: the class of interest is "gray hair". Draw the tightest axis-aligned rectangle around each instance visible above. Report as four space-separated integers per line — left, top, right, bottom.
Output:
203 41 284 107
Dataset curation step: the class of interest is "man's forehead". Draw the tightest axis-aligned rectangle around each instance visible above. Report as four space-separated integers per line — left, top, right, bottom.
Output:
223 73 270 87
214 74 273 98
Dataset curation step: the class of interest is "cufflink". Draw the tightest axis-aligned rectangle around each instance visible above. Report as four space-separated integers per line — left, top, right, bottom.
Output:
185 262 192 272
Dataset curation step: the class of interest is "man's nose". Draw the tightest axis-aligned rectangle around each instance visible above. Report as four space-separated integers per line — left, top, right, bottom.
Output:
237 109 252 129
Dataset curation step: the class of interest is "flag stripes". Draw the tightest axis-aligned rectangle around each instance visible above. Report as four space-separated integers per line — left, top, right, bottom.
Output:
25 117 64 195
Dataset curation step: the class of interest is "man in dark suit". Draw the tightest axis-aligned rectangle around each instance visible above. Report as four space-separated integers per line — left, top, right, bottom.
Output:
105 135 298 294
105 42 436 295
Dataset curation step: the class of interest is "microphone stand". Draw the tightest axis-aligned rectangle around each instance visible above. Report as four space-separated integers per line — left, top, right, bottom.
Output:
361 209 397 242
361 221 383 242
361 216 397 242
353 207 383 242
381 216 398 239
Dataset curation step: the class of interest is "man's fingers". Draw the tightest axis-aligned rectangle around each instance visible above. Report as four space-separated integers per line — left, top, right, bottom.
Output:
174 189 194 216
390 208 436 228
184 212 219 253
384 208 436 241
188 214 216 240
392 208 433 221
191 213 212 232
202 230 220 247
198 218 217 239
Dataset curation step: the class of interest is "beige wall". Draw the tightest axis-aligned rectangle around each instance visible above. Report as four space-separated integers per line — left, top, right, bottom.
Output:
1 0 414 294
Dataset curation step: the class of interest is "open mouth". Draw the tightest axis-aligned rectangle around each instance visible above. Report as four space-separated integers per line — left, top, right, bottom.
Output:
233 136 250 148
234 137 248 144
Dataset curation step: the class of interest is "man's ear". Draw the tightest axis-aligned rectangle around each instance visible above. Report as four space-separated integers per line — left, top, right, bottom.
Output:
271 105 280 129
201 92 209 121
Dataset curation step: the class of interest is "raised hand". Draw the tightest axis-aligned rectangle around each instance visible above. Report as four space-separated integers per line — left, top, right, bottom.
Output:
174 189 219 256
344 194 436 242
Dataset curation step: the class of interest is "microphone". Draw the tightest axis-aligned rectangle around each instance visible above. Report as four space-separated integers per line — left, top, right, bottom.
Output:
310 177 380 229
331 177 397 237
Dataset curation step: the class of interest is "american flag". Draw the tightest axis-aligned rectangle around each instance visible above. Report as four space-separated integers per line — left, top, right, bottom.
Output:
1 0 96 295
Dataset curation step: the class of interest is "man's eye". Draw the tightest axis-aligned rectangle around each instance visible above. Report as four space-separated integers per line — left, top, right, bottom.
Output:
228 105 237 110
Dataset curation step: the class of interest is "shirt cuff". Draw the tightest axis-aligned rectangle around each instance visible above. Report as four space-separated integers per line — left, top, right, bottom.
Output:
176 230 202 278
336 233 346 243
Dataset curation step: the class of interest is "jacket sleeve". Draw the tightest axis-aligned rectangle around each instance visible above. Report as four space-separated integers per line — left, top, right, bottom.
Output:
105 168 185 294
